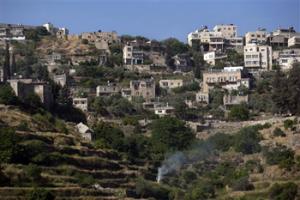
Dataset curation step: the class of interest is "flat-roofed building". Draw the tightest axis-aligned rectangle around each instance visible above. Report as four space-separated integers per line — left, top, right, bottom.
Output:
288 36 300 48
96 82 120 96
123 45 144 65
277 49 300 71
245 29 268 44
159 79 183 89
203 51 227 66
244 43 272 71
213 24 237 39
202 66 247 93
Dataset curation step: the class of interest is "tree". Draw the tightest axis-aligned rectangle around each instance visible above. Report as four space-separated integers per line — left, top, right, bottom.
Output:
28 188 55 200
287 64 300 115
263 145 295 170
228 103 250 121
234 126 262 154
161 38 189 57
269 182 298 200
93 121 125 151
272 69 289 114
151 117 195 153
0 127 18 163
273 127 286 137
207 132 234 152
0 84 18 105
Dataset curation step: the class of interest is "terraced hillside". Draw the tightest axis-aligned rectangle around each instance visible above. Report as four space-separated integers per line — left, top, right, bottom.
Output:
0 105 157 200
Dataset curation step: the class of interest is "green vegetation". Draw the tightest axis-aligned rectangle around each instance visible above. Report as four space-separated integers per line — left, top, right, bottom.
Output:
234 126 262 154
263 145 295 170
0 84 18 105
273 127 286 137
27 188 55 200
228 103 250 121
151 117 195 154
269 182 298 200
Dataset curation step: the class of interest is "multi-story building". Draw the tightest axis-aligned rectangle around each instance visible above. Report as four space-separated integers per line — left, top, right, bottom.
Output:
96 82 120 96
123 45 144 65
226 37 244 52
277 49 300 71
245 29 268 44
213 24 237 39
0 23 32 40
159 79 183 89
244 43 272 71
187 26 224 51
130 79 156 101
8 79 53 109
197 67 249 104
203 51 227 66
81 31 119 44
267 27 300 49
202 66 248 93
288 36 300 48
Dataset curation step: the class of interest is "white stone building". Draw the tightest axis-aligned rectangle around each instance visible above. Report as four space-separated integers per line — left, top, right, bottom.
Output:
245 29 268 44
244 43 272 71
213 24 237 39
123 45 144 65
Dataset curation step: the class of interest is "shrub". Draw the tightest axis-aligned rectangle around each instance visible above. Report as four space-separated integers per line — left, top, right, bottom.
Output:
234 126 262 154
135 177 171 200
27 188 55 200
231 177 254 191
273 127 286 137
74 172 95 187
269 182 298 200
184 180 215 200
93 121 125 151
207 132 234 152
284 119 295 130
228 104 250 121
24 164 42 185
0 127 18 163
245 160 264 173
0 84 18 105
151 116 195 153
263 145 295 170
16 121 30 131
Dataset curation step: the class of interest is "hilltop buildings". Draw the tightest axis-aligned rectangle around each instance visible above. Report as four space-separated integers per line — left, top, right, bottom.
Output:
244 44 273 71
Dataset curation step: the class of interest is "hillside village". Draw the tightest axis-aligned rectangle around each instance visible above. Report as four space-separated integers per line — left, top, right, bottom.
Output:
0 22 300 199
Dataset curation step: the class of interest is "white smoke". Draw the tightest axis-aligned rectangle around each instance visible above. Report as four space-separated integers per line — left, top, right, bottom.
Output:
156 142 213 183
156 152 186 183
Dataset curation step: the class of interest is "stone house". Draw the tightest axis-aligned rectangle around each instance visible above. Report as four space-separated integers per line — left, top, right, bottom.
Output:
76 122 93 141
8 79 53 109
130 79 156 102
223 94 249 107
96 82 120 96
159 79 183 89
